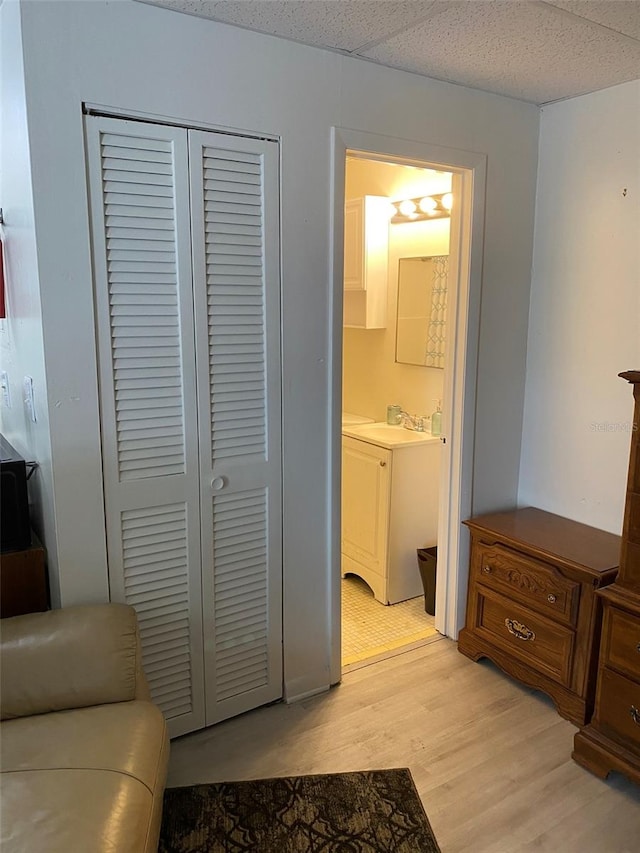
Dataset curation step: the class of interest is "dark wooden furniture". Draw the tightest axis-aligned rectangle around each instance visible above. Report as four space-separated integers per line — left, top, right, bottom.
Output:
0 532 49 618
458 507 620 726
573 371 640 784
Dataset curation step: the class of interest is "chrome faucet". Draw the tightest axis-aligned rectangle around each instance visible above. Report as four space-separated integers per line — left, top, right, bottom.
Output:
399 411 425 432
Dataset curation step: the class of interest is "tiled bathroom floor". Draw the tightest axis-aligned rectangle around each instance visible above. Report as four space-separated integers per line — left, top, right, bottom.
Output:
341 575 438 667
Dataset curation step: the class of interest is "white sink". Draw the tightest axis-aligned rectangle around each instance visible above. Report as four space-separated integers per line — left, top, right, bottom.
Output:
341 421 441 449
341 412 375 427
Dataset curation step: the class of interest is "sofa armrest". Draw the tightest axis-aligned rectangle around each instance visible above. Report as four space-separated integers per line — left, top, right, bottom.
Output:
1 603 151 720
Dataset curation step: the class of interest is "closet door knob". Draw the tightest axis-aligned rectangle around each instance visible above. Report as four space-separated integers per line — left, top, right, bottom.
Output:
211 476 227 491
379 461 386 467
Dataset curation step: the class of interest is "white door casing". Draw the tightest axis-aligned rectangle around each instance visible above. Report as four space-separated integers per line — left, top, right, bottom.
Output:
329 128 487 683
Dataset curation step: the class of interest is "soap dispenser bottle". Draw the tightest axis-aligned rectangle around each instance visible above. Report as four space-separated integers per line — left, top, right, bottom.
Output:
431 399 442 437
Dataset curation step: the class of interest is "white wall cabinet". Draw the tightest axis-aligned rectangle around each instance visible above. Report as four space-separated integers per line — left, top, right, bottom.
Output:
86 116 283 738
341 425 440 604
343 196 389 329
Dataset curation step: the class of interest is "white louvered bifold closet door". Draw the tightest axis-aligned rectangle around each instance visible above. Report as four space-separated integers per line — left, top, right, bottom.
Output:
86 117 205 737
189 130 283 725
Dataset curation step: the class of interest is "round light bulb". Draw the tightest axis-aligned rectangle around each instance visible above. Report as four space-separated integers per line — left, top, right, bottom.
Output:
442 193 453 211
418 196 438 214
399 199 417 217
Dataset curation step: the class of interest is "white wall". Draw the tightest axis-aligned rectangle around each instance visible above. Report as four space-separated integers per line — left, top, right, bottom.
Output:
11 0 538 701
519 80 640 534
0 0 60 603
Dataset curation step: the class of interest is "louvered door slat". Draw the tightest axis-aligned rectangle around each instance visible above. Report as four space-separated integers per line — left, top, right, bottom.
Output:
203 133 268 463
110 276 177 288
144 620 189 645
117 387 181 402
144 644 190 666
107 220 174 234
126 570 188 593
87 116 205 738
145 659 191 679
214 515 266 538
190 131 282 725
121 505 192 703
215 571 267 597
105 205 174 219
103 158 173 175
105 194 174 210
205 160 261 176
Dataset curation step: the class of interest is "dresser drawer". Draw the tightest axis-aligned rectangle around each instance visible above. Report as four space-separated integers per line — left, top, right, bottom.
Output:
474 542 579 626
475 589 574 685
597 668 640 749
601 606 640 681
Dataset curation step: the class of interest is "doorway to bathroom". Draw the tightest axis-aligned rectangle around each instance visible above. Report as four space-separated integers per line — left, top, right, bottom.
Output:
341 155 450 667
329 128 486 681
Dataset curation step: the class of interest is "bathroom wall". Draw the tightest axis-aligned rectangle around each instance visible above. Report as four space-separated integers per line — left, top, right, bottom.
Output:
343 159 451 422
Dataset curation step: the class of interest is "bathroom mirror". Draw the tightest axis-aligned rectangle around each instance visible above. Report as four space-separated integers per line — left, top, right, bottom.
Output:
395 255 449 368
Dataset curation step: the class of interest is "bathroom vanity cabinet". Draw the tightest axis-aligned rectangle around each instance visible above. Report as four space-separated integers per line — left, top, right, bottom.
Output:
341 423 440 604
343 196 389 329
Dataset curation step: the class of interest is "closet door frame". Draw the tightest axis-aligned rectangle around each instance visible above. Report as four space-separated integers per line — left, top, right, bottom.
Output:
86 112 284 736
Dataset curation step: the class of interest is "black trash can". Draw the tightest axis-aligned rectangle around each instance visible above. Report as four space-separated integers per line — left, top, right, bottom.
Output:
417 546 437 615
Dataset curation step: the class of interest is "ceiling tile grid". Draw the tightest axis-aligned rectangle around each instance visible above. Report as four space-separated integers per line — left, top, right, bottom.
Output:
142 0 440 51
545 0 640 40
360 0 640 103
137 0 640 104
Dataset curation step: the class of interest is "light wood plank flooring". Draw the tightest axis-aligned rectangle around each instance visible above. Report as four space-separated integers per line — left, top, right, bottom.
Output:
168 638 640 852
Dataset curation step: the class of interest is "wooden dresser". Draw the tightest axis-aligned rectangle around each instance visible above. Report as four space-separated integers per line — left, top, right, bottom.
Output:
0 531 49 618
573 371 640 784
458 507 620 726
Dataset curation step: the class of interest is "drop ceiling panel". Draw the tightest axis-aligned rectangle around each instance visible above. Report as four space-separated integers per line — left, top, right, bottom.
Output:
144 0 440 51
361 0 640 102
546 0 640 40
138 0 640 104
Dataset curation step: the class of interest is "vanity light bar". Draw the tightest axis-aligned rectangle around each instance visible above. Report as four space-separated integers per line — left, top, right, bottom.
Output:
391 192 452 223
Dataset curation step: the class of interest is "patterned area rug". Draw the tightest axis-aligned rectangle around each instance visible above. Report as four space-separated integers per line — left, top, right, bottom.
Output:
159 768 441 852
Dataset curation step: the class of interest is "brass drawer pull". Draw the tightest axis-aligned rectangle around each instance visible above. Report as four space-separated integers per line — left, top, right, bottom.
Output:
482 565 492 574
631 706 640 726
505 618 535 642
547 594 557 603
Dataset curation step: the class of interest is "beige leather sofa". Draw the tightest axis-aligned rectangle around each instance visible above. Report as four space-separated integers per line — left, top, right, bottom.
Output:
0 603 169 853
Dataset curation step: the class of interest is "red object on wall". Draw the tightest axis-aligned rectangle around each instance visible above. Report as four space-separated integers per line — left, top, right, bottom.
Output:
0 238 5 319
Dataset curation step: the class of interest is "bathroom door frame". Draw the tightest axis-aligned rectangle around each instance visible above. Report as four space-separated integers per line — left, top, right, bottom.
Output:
329 127 487 683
